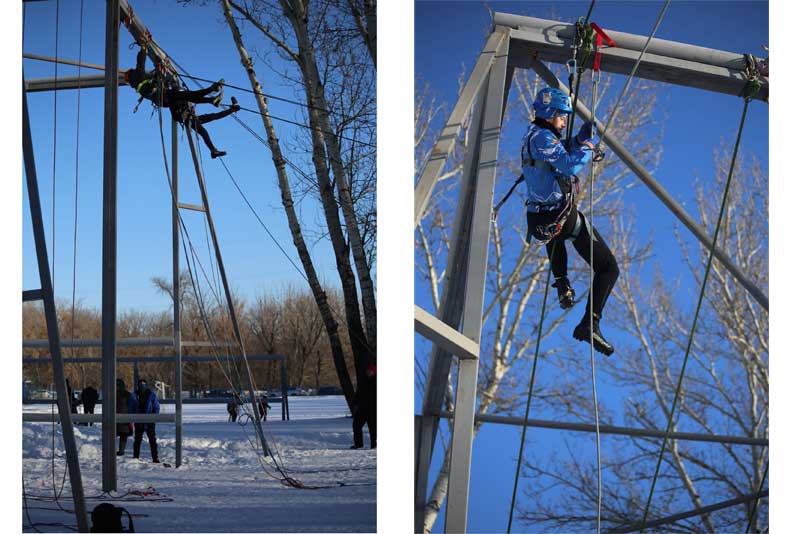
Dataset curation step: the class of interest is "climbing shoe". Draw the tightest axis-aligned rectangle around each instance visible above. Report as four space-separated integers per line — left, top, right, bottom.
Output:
210 149 227 159
212 93 223 107
552 277 575 309
231 96 240 112
212 78 225 92
573 313 614 356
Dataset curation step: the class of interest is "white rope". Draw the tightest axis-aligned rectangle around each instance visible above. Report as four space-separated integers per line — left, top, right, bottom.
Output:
589 69 602 534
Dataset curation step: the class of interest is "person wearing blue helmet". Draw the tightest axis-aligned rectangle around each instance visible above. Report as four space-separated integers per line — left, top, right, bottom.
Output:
522 86 619 356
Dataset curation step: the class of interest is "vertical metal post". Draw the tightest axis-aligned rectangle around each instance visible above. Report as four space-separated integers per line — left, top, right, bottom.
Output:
172 119 183 467
415 76 490 530
444 32 509 534
133 360 139 386
280 359 288 421
23 80 89 534
184 133 272 455
101 0 120 493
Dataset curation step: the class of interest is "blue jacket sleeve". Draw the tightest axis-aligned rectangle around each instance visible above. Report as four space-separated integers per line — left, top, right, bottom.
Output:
129 395 138 414
533 132 592 176
152 394 160 414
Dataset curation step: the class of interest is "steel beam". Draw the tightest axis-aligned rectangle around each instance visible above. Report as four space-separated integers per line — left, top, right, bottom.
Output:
119 0 181 87
496 14 768 102
530 60 768 312
23 413 176 424
23 354 287 364
24 336 174 348
25 73 125 92
185 131 272 457
609 490 768 533
445 32 509 534
101 0 120 493
416 71 490 532
23 52 108 72
436 411 768 447
414 306 479 361
22 289 43 302
414 31 507 225
172 119 183 468
23 77 89 534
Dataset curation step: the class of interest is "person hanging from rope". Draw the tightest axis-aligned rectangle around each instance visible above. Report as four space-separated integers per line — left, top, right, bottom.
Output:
124 44 240 158
522 86 619 356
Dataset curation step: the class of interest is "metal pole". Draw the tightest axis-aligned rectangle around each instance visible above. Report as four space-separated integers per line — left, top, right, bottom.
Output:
414 31 506 225
133 361 139 386
436 412 768 447
23 52 108 71
184 133 272 456
101 0 120 493
24 73 124 92
172 119 183 467
22 79 89 534
416 77 490 531
23 336 175 348
530 59 768 312
444 31 509 533
608 490 768 533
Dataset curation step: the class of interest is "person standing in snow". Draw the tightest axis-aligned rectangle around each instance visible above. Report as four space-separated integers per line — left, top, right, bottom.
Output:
351 364 377 449
131 379 160 463
81 385 99 426
116 379 133 456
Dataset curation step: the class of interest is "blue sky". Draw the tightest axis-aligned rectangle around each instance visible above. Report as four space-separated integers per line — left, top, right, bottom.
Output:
22 1 344 313
415 1 768 532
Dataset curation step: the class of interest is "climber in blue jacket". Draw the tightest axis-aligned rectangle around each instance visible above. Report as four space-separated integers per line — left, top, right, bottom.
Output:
521 86 619 356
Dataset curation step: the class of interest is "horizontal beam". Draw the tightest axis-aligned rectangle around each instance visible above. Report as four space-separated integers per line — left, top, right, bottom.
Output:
22 289 43 302
23 53 109 72
24 336 174 348
436 411 768 447
414 305 479 360
609 490 768 533
497 14 767 102
177 202 207 213
23 413 175 424
23 353 286 364
25 73 125 93
25 396 285 405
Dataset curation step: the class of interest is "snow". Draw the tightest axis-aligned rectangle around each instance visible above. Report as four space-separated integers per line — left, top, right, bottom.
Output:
23 397 376 532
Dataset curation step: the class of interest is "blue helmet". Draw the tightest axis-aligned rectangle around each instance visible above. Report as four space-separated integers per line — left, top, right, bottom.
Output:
533 87 573 119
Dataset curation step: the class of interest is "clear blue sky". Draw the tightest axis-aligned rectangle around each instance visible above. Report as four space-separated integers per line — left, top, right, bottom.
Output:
415 1 767 532
22 1 342 313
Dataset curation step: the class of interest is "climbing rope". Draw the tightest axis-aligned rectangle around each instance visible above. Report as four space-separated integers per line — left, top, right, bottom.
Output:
506 257 552 533
596 0 670 150
638 71 758 533
588 66 602 534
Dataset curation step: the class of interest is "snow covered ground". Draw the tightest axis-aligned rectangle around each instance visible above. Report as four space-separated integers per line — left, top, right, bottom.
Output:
23 397 376 532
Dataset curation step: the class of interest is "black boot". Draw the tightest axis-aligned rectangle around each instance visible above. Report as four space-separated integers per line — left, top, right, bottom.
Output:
210 149 227 159
230 96 240 112
573 313 614 356
552 277 575 309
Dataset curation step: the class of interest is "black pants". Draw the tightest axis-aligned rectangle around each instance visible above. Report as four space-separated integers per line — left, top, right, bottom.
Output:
163 85 218 106
527 208 619 320
352 407 376 448
84 402 96 426
133 423 158 461
170 106 236 153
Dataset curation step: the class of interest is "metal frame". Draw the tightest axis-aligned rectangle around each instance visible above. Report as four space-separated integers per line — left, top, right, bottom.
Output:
413 13 769 533
23 76 89 533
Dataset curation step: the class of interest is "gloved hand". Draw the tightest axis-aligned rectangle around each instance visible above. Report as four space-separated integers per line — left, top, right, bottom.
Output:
576 121 596 144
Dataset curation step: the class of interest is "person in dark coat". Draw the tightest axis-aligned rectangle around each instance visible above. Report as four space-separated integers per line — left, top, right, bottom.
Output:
65 379 79 414
81 385 99 426
116 379 133 456
257 395 271 422
226 400 239 422
351 364 377 449
131 379 160 463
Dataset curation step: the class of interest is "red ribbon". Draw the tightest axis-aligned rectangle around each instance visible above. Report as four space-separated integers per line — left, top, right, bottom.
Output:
590 22 617 72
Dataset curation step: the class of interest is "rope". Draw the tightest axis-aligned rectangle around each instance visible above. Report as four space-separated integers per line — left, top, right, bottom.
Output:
639 91 754 534
506 258 552 533
588 68 602 534
596 0 670 150
745 462 768 532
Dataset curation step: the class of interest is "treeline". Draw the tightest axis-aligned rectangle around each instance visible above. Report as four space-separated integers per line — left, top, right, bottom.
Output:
22 276 353 393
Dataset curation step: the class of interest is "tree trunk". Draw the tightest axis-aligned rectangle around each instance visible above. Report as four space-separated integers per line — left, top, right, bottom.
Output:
279 0 377 372
346 0 377 68
219 0 356 410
